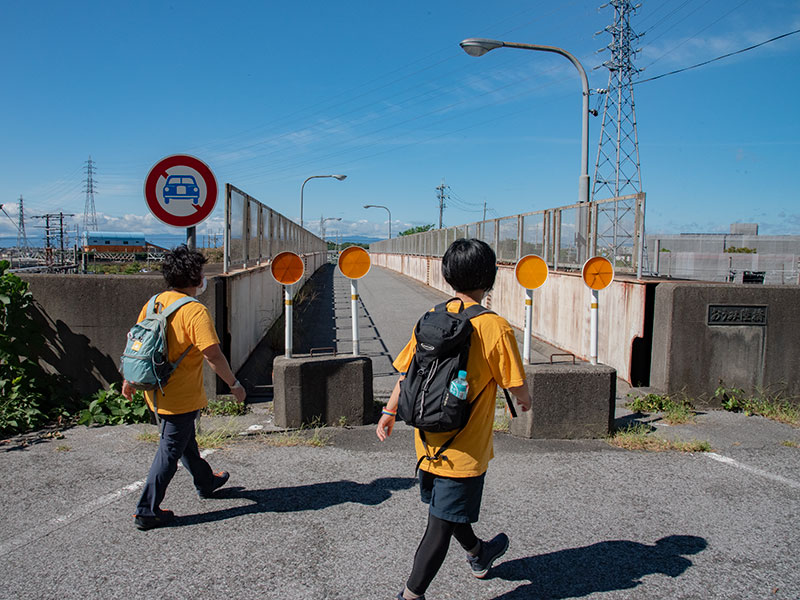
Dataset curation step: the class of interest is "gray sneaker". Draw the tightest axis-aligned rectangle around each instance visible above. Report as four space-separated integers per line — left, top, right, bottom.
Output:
395 592 425 600
466 533 509 578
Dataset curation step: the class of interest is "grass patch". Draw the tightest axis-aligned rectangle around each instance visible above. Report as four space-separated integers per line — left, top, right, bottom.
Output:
780 440 799 448
55 445 71 452
625 393 696 425
262 422 331 447
715 386 800 427
137 431 159 444
203 398 248 417
136 423 241 449
607 423 711 453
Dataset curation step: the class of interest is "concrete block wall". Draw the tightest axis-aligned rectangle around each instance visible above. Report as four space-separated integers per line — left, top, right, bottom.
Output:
651 282 800 405
20 251 327 399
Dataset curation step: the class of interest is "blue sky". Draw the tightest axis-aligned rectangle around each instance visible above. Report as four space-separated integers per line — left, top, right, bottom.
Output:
2 0 799 244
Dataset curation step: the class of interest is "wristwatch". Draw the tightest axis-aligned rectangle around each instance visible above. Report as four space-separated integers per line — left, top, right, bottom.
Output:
230 380 243 390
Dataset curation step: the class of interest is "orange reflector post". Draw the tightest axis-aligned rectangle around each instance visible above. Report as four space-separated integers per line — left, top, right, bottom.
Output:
338 246 371 280
515 254 548 290
271 251 304 285
582 256 614 290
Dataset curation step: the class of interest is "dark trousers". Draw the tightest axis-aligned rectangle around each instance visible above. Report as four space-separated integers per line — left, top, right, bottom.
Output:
135 410 214 517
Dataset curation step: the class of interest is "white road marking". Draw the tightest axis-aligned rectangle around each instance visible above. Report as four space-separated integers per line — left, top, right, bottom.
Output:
705 452 800 490
0 448 216 556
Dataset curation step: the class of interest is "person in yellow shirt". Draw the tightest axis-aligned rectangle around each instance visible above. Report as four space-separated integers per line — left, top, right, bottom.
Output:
122 245 246 531
376 239 531 600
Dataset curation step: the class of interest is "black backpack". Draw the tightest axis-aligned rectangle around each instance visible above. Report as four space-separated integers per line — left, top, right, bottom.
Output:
397 299 516 471
397 298 487 433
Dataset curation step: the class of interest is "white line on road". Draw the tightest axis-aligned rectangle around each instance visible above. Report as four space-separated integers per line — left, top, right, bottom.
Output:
0 449 216 557
705 452 800 490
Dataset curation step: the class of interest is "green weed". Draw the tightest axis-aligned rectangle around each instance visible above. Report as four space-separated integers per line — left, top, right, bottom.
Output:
203 398 248 417
78 383 150 426
715 386 800 427
625 392 696 425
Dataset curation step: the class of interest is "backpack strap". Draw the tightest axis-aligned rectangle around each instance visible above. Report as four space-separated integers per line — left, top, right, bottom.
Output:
158 295 200 370
158 295 199 318
415 429 460 473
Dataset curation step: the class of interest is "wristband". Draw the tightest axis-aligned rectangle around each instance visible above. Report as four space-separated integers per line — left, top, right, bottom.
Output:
381 408 397 418
231 379 242 389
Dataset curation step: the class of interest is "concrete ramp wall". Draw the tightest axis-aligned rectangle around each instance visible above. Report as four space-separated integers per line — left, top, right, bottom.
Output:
368 253 648 383
20 251 327 399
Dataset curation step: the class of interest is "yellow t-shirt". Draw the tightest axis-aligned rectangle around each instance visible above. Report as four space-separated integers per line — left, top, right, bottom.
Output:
136 291 220 415
393 300 526 477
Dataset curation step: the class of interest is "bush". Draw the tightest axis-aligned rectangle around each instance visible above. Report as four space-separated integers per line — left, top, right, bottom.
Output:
78 382 151 426
0 261 78 435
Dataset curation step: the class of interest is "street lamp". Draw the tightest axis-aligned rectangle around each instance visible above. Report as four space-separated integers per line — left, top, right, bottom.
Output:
320 216 342 241
300 174 347 229
363 204 392 240
459 38 590 207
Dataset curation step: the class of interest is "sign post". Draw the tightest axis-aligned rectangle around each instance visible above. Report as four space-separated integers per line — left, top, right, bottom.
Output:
270 252 305 358
144 154 218 249
514 255 549 364
337 246 371 356
581 256 614 365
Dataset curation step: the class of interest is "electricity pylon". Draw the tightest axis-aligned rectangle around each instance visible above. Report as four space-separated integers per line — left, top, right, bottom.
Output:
592 0 644 269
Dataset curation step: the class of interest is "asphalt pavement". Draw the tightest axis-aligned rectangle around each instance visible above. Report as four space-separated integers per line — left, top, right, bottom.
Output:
1 265 799 600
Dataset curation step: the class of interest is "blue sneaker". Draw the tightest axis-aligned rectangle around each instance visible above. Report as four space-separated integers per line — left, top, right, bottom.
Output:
466 533 509 578
197 471 230 498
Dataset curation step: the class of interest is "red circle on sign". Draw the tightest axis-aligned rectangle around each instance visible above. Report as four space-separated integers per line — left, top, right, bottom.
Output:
144 154 218 227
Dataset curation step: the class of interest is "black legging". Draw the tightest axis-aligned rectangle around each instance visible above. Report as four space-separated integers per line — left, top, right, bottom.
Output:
406 513 479 595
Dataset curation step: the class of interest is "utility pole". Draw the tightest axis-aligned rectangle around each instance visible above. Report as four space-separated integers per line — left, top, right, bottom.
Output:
83 156 98 232
33 212 75 271
592 0 644 270
436 178 450 229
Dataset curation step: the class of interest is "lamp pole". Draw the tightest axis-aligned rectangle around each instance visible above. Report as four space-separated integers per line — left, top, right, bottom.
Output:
363 204 392 239
300 174 347 229
320 216 342 241
460 38 591 261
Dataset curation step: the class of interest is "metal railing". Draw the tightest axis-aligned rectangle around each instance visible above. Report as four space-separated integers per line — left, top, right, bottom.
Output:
370 193 646 274
224 184 327 273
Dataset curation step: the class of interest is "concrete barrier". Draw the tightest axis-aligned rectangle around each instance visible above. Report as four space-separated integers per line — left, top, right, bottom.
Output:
273 355 374 428
650 282 800 406
510 363 617 439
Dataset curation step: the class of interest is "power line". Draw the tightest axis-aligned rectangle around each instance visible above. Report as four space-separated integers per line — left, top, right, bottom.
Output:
636 28 800 84
640 0 754 71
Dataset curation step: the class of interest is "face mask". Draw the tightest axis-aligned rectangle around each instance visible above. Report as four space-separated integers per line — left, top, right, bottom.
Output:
195 276 207 297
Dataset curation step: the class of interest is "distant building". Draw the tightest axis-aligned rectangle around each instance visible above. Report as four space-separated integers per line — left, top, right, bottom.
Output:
646 224 800 284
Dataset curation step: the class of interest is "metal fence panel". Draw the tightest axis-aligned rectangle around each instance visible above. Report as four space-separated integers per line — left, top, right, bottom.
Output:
224 185 326 273
497 217 518 262
367 194 644 274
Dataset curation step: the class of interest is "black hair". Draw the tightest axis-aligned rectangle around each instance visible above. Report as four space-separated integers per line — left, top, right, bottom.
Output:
441 238 496 293
162 244 208 289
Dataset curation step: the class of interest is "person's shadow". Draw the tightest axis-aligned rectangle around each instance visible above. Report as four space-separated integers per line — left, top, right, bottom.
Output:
490 535 707 599
173 476 416 527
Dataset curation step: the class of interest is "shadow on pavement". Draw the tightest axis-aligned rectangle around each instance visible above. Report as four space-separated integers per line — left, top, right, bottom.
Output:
490 535 707 599
174 476 416 526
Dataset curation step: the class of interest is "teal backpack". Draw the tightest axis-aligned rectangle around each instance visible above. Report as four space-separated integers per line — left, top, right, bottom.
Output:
120 294 199 393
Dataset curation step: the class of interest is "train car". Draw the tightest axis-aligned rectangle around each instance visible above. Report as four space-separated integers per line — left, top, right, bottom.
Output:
82 231 148 253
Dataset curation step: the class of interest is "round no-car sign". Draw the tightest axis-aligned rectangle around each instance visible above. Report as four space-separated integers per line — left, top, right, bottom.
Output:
144 154 217 227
